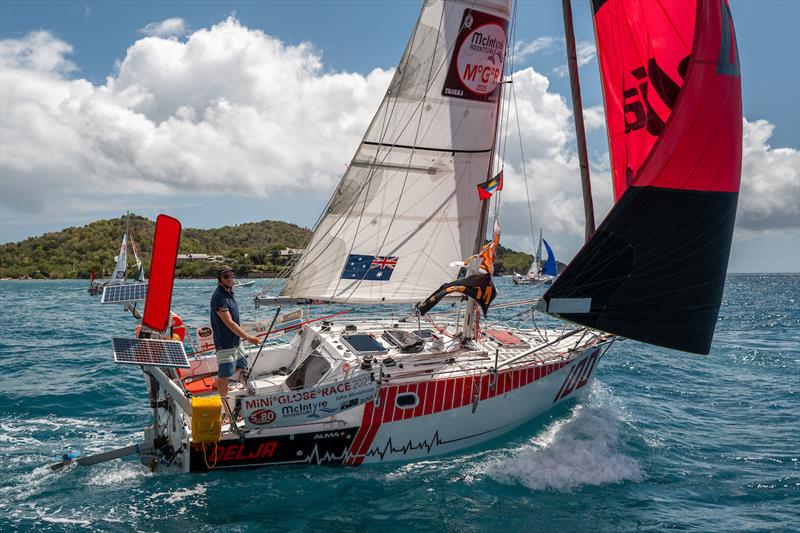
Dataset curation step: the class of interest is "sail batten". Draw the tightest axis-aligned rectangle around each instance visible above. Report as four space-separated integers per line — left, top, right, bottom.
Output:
282 0 511 304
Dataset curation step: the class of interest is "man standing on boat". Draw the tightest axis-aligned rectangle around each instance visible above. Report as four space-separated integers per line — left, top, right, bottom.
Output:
210 266 260 404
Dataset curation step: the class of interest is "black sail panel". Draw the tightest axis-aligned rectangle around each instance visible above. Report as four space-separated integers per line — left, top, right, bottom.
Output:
543 186 738 354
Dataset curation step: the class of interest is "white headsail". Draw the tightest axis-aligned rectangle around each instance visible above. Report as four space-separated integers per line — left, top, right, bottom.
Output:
282 0 511 304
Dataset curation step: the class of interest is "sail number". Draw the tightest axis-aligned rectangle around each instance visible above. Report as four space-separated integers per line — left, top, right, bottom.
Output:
553 348 600 403
623 56 688 136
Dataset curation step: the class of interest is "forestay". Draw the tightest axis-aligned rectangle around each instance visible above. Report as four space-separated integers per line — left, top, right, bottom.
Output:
281 0 511 304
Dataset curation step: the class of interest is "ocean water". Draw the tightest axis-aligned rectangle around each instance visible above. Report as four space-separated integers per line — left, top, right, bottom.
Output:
0 275 797 532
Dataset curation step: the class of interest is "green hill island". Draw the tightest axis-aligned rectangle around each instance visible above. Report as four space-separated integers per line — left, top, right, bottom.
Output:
0 214 538 279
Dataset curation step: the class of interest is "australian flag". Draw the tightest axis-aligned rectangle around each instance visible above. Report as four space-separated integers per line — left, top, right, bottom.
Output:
341 254 398 281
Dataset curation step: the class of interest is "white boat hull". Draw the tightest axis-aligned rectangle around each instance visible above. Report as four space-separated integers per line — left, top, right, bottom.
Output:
350 344 602 465
181 342 605 471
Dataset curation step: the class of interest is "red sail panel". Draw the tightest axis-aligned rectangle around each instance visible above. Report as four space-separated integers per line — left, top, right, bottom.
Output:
594 0 741 199
544 0 742 354
594 0 696 200
142 215 181 332
636 0 742 193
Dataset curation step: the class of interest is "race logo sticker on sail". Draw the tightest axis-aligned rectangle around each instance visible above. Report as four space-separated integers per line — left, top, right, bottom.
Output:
442 9 508 102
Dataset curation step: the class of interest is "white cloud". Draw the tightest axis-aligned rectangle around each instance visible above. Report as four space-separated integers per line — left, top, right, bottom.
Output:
513 37 558 63
737 119 800 231
0 30 76 73
551 40 596 77
576 41 596 67
582 106 605 131
0 18 392 219
139 17 189 38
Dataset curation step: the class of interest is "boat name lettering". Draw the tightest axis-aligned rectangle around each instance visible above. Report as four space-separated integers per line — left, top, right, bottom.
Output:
197 441 278 463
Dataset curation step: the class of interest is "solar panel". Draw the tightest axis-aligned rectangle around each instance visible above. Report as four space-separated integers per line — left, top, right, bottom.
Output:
112 337 189 368
101 282 149 304
341 334 387 355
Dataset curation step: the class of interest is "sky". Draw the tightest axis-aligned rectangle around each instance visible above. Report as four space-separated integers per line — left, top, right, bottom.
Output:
0 0 798 273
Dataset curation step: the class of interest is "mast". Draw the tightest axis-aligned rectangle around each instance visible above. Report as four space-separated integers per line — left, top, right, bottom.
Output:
461 176 492 340
462 22 511 341
561 0 595 242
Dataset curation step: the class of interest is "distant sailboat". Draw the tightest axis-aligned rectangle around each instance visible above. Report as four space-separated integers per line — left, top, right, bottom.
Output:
88 215 146 295
513 229 558 285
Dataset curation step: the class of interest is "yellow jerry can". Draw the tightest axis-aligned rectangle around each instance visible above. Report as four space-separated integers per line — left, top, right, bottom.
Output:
191 395 222 444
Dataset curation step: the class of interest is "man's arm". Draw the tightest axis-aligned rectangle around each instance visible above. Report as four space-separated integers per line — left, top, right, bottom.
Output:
216 309 260 345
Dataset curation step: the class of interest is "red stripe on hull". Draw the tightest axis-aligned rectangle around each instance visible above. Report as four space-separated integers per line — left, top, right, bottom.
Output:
349 358 581 464
381 386 397 423
443 380 455 411
461 376 473 407
414 382 428 418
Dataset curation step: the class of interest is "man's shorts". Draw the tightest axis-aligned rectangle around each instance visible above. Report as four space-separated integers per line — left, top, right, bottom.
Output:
215 345 248 379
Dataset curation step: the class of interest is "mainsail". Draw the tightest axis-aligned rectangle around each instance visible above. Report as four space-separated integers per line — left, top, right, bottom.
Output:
543 0 742 354
110 233 128 285
281 0 510 304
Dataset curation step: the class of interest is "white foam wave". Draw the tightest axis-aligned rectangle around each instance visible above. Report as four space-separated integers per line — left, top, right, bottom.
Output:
87 462 147 486
3 502 93 528
483 383 644 492
0 465 59 502
148 484 207 503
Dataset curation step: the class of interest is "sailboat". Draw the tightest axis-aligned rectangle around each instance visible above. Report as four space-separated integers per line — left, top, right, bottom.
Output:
513 229 558 285
88 216 147 296
57 0 741 473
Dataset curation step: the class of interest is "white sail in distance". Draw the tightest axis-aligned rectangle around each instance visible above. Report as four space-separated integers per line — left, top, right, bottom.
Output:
130 234 146 282
282 0 511 304
110 233 128 285
528 229 542 277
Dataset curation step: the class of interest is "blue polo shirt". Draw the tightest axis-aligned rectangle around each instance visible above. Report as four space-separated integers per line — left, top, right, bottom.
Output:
210 284 240 350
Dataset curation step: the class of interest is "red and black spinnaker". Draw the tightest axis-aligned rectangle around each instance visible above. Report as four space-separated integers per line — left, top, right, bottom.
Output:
543 0 742 354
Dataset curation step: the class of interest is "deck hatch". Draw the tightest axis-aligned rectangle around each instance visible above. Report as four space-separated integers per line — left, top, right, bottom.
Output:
340 334 388 355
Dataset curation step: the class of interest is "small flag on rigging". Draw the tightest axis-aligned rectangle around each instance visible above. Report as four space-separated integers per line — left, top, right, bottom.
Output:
476 171 503 201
